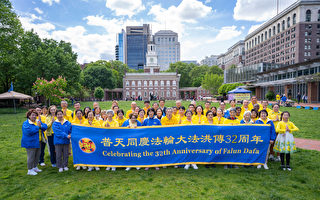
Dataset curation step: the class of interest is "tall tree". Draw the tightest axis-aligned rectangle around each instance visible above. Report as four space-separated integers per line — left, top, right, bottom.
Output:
0 0 23 92
83 65 116 90
202 73 224 95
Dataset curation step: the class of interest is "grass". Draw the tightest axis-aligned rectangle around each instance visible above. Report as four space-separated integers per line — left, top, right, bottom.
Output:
0 101 319 199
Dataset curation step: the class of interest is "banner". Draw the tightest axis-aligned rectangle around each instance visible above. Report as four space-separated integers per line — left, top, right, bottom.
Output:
71 124 271 167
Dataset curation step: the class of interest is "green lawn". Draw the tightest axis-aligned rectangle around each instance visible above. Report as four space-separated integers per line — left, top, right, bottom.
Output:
0 101 319 199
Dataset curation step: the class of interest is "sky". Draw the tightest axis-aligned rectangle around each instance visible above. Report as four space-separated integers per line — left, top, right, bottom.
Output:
11 0 297 64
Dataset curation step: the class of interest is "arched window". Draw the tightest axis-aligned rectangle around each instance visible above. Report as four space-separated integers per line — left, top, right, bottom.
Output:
287 17 290 28
282 20 285 31
138 81 141 87
258 35 260 44
154 81 158 86
261 34 264 42
166 90 170 97
255 38 257 46
166 80 170 86
265 31 267 40
318 10 320 21
293 13 296 24
273 26 276 35
277 23 280 33
132 81 135 86
306 10 311 22
173 81 176 86
160 81 164 86
149 80 153 86
144 81 147 86
269 28 271 38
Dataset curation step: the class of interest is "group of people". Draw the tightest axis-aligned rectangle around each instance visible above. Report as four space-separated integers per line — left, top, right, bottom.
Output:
21 97 299 175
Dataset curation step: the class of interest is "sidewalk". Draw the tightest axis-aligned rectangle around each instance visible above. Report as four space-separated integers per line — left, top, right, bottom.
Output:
295 138 320 151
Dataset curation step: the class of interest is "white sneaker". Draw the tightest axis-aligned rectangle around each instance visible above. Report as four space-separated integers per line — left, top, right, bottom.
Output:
27 170 38 175
224 165 228 169
174 165 178 168
184 165 190 170
275 156 281 162
191 164 198 169
111 167 116 171
234 165 239 169
88 167 93 171
155 167 160 170
40 163 45 166
106 167 110 171
125 167 131 171
145 168 149 171
95 167 100 171
82 166 87 169
269 154 274 160
163 166 167 168
257 165 262 169
33 167 42 172
59 168 63 172
64 167 69 171
76 166 81 170
136 167 140 170
263 164 269 170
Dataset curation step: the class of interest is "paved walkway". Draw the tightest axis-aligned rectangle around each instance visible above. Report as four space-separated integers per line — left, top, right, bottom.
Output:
295 138 320 151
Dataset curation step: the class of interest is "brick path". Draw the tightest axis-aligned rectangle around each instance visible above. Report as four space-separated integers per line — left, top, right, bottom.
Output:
295 138 320 151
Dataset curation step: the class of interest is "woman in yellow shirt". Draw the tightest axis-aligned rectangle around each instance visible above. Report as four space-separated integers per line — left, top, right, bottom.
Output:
274 111 299 171
45 105 57 167
72 109 86 125
102 110 119 128
100 110 107 126
181 110 193 125
137 109 146 124
268 103 282 161
251 109 259 123
212 108 225 125
112 105 119 119
84 111 101 127
203 111 214 124
192 105 206 124
116 109 127 127
178 106 186 124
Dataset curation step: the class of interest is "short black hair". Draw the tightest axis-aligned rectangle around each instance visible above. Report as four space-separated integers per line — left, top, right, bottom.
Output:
144 100 150 104
74 101 81 105
206 110 213 117
179 106 186 111
117 109 124 116
147 108 156 116
159 98 165 103
258 109 268 117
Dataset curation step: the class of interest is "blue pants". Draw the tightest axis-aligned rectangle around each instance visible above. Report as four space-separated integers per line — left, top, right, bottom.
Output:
47 135 56 165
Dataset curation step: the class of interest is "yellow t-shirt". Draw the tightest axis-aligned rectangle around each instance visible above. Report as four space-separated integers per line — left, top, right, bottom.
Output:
62 108 73 121
268 110 282 129
45 116 57 137
181 119 193 125
71 117 86 125
192 115 207 124
204 108 211 116
84 119 101 127
276 95 280 101
126 110 134 118
177 115 186 124
224 118 240 125
240 106 250 117
161 116 179 125
248 102 262 111
137 116 145 124
212 116 225 124
236 114 243 121
117 117 127 127
276 121 299 134
102 119 119 128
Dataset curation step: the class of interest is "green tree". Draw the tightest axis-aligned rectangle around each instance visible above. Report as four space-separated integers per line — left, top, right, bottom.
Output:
202 73 224 95
208 65 223 75
0 0 23 92
167 62 193 87
94 87 104 100
83 65 116 90
189 65 210 87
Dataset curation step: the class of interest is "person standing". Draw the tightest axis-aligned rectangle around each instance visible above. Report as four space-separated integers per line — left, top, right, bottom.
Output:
45 105 57 167
21 109 48 175
297 93 301 104
52 110 72 173
35 107 47 167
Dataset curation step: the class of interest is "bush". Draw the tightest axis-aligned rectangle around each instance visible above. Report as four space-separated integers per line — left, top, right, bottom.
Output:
265 91 275 101
94 87 104 100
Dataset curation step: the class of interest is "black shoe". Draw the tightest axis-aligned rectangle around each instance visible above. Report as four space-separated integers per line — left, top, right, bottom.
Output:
211 164 216 168
286 165 292 171
205 165 210 168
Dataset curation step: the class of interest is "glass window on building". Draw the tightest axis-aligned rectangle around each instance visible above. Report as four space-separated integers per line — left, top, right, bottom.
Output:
144 81 147 86
306 10 311 22
149 81 153 86
277 23 280 33
273 26 276 35
155 81 158 86
161 81 164 86
318 10 320 21
138 81 141 87
132 91 136 97
144 91 147 97
166 80 170 86
293 13 296 25
132 81 135 86
282 20 285 31
287 17 290 28
167 91 170 97
173 90 176 97
173 81 176 86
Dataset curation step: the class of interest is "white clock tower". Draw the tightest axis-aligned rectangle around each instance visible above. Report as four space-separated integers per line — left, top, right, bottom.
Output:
145 37 160 73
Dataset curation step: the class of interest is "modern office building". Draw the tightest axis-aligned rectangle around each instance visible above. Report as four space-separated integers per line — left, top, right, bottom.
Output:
217 40 245 70
154 30 181 71
245 0 320 66
200 55 218 66
181 60 198 65
125 24 151 70
115 29 126 63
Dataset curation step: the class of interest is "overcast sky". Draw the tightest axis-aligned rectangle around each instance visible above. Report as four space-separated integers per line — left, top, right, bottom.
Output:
12 0 297 63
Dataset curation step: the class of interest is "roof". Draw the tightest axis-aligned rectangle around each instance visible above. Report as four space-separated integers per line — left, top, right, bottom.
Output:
228 87 252 94
0 91 33 100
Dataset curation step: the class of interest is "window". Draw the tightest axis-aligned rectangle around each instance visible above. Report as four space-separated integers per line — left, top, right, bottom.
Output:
166 80 170 86
318 10 320 21
265 31 267 40
277 23 280 33
269 28 272 38
126 91 130 97
293 13 296 25
138 91 141 97
160 81 164 86
154 81 158 86
273 26 276 35
144 91 147 97
138 81 141 87
144 81 147 86
132 91 136 97
126 81 129 86
282 20 285 31
287 17 290 28
149 81 153 86
173 90 176 97
132 81 135 86
166 91 170 97
173 81 176 86
306 10 311 22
